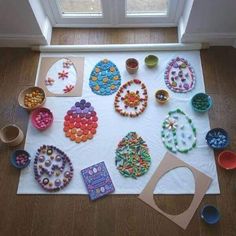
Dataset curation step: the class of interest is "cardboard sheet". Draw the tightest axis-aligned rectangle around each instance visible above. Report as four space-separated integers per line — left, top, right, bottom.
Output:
138 152 212 229
36 57 84 97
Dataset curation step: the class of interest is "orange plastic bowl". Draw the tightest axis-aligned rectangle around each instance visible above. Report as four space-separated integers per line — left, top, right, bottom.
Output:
218 150 236 170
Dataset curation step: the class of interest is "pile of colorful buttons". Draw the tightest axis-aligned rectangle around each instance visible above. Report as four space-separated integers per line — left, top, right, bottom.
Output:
115 132 151 179
89 58 121 96
16 153 29 166
63 99 98 143
191 93 212 112
24 89 45 108
31 108 53 131
206 128 229 149
11 150 31 169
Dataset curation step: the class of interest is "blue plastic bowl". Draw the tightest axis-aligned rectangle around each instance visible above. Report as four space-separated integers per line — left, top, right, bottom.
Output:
11 150 31 169
205 128 229 149
201 205 220 224
191 93 213 112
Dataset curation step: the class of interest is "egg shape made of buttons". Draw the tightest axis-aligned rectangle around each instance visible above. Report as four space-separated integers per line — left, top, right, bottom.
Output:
63 99 98 143
34 145 74 192
89 58 121 96
164 57 196 93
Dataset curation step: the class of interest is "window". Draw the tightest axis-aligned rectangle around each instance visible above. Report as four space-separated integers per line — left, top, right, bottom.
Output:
58 0 103 16
126 0 168 16
41 0 185 27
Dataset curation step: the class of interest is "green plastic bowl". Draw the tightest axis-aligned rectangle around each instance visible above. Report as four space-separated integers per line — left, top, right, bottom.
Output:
145 55 158 68
191 93 213 112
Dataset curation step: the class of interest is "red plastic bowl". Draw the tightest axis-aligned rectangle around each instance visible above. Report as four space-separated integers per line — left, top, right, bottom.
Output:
31 107 53 131
217 150 236 170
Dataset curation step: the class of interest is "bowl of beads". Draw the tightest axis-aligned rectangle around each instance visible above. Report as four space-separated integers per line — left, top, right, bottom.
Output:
126 58 139 74
155 89 169 104
18 86 46 111
191 93 213 112
31 107 53 131
11 150 31 169
206 128 229 149
217 150 236 170
144 55 158 68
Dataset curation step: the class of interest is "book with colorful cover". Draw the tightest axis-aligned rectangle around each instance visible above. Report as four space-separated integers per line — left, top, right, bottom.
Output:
81 161 115 200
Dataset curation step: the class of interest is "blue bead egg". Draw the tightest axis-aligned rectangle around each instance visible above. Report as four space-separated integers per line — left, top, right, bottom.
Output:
89 59 121 96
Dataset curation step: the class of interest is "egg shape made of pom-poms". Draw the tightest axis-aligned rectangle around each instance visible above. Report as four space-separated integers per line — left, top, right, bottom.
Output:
89 58 121 96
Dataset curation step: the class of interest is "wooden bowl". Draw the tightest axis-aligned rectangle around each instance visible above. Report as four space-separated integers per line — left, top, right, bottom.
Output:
0 124 24 146
155 89 169 104
18 86 46 111
126 58 139 74
145 55 158 68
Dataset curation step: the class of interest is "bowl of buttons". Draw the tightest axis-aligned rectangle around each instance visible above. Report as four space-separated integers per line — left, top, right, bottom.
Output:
18 86 46 111
206 128 229 149
11 150 31 169
191 93 213 112
155 89 169 104
126 58 139 74
31 107 53 131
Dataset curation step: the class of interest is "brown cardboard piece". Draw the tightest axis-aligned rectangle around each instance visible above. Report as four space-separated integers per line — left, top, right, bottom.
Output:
36 57 84 97
138 152 212 230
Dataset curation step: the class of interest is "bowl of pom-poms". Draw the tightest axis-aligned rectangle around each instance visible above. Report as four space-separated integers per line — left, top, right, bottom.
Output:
191 93 213 112
31 107 53 131
155 89 169 104
11 150 31 169
206 128 229 149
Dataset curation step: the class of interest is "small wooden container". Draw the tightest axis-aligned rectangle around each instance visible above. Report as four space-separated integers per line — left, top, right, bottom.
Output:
18 86 46 111
126 58 139 74
0 124 24 146
155 89 169 104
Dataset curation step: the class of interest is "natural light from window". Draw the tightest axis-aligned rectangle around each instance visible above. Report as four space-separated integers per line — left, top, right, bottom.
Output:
126 0 168 16
58 0 102 15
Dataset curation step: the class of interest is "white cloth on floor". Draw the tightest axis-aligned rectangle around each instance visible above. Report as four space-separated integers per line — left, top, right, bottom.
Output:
17 51 220 194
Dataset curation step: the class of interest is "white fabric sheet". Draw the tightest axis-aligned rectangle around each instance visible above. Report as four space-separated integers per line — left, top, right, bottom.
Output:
17 51 220 194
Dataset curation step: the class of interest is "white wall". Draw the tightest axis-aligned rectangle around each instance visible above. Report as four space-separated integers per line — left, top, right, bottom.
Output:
0 0 52 47
179 0 236 46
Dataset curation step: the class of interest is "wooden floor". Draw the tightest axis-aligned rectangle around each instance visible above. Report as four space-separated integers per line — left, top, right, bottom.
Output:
0 29 236 236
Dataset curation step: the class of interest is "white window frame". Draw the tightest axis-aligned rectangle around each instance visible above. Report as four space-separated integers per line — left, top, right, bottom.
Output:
41 0 185 27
